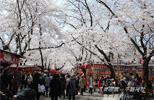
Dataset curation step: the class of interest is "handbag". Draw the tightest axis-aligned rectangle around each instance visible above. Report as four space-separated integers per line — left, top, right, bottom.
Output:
73 88 78 95
38 84 45 93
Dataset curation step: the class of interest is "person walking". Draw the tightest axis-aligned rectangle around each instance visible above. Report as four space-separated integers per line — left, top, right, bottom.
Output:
66 75 71 97
59 74 66 99
79 75 85 95
68 75 77 100
88 73 93 95
0 66 15 100
30 72 41 100
45 74 51 97
50 74 61 100
21 72 28 89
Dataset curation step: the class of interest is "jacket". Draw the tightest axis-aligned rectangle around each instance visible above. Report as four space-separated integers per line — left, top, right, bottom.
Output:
0 78 13 99
68 78 76 96
50 78 61 96
79 78 85 88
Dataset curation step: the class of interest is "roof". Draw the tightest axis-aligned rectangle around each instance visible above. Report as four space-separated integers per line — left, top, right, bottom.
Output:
0 49 23 58
94 63 154 67
112 63 154 67
10 64 41 68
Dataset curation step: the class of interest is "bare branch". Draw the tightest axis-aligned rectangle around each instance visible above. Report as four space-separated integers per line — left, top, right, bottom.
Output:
124 27 144 56
96 0 117 18
71 35 105 62
84 0 93 26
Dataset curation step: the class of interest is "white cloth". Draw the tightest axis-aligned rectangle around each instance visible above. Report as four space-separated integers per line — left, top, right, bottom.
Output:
89 77 93 88
24 75 27 80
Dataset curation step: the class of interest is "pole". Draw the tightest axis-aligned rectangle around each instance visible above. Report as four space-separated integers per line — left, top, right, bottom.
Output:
117 55 120 79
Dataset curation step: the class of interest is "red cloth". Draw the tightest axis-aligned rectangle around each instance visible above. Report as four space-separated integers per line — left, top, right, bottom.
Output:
84 77 88 87
97 81 101 88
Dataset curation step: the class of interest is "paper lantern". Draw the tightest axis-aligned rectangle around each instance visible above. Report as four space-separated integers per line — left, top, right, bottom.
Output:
27 68 30 71
79 73 83 75
83 64 85 69
86 64 89 68
78 65 81 69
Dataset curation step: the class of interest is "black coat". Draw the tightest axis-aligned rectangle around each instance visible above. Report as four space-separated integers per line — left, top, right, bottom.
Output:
50 78 61 96
67 78 76 96
0 78 13 99
60 77 66 92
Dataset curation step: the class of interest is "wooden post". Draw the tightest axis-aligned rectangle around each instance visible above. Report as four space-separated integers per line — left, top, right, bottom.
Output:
117 55 120 79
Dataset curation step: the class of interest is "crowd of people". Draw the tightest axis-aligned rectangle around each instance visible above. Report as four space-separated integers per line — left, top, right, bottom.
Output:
0 66 154 100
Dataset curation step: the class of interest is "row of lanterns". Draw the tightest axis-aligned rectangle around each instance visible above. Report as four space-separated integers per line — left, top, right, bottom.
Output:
78 63 90 69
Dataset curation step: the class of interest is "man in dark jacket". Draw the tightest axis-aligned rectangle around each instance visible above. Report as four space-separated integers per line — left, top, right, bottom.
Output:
68 75 77 100
59 74 66 99
50 74 61 100
0 66 14 100
1 70 12 91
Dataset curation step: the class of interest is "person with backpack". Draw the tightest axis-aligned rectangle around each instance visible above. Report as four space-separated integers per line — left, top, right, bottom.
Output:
67 75 77 100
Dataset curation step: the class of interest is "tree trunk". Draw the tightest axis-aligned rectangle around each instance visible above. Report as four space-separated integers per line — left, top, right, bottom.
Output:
39 48 44 72
107 64 115 79
143 58 150 89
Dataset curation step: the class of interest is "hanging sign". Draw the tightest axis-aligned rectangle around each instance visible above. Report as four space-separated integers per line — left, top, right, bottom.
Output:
0 50 20 64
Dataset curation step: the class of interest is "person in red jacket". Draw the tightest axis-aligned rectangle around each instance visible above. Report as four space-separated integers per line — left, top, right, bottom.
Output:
84 76 88 92
97 79 101 93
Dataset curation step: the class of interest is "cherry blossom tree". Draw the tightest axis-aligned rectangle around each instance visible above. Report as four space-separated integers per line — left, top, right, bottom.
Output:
0 0 64 71
63 0 138 78
94 0 154 88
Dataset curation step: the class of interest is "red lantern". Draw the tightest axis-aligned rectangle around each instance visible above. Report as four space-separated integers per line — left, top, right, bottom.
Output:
27 68 30 71
79 65 81 69
83 64 85 69
86 64 89 68
79 73 83 75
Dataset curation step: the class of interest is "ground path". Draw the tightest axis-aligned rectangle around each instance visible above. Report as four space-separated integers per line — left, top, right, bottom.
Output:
40 91 154 100
40 92 121 100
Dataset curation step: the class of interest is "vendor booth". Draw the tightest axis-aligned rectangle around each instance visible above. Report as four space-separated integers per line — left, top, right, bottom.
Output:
0 49 22 70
